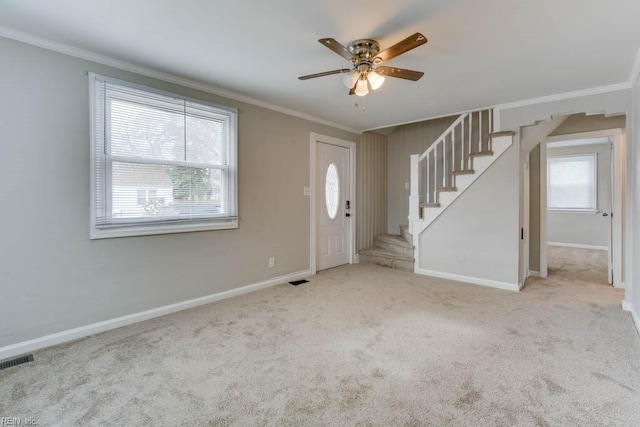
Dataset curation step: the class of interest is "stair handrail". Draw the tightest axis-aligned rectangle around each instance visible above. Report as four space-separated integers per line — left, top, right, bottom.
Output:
409 108 496 236
418 112 470 161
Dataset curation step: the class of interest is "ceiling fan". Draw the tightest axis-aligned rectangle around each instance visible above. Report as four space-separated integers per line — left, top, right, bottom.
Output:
298 33 427 96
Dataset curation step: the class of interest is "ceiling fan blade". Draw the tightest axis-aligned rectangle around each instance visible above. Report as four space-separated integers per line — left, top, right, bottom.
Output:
298 69 351 80
373 33 427 64
318 38 356 62
375 66 424 81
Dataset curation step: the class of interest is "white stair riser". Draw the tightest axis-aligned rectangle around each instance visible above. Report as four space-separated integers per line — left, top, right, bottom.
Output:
471 155 493 170
491 136 512 152
437 191 458 205
453 174 475 189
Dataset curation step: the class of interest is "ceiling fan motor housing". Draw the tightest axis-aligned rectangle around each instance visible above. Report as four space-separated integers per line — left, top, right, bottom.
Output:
347 39 380 69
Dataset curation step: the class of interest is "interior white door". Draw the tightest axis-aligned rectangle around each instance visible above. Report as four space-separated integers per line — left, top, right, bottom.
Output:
316 142 351 270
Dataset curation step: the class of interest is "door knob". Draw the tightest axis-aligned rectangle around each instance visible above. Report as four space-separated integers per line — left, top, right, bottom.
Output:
345 213 351 217
602 213 609 217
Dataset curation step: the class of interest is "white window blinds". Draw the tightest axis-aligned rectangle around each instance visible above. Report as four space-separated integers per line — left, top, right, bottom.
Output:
547 154 596 211
90 74 238 238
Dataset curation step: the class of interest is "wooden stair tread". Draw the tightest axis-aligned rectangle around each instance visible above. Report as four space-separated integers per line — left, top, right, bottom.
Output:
489 130 516 138
436 186 457 192
469 150 494 157
452 169 474 175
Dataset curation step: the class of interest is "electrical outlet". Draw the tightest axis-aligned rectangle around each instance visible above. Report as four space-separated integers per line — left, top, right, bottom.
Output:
404 182 410 190
303 187 311 196
268 257 275 268
458 253 466 263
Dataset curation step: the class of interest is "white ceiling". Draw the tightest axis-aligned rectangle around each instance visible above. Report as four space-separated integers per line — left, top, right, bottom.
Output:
1 0 639 132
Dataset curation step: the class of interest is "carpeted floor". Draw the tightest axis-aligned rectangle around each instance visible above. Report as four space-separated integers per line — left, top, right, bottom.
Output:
1 248 639 426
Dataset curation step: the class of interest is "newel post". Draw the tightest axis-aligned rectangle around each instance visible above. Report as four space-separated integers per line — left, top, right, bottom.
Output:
408 154 420 234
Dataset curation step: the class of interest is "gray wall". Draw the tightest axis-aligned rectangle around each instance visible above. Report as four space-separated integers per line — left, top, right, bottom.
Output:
356 132 387 251
386 116 457 233
0 37 357 347
547 143 611 247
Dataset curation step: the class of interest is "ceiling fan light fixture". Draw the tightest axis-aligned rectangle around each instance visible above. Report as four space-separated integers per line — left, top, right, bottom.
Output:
299 32 427 96
342 70 359 88
355 77 369 96
367 70 385 90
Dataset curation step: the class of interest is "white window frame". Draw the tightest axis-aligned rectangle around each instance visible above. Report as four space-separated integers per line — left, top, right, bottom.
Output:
547 153 597 214
89 73 238 239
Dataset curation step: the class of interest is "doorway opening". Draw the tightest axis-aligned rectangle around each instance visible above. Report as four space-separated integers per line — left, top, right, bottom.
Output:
539 127 625 288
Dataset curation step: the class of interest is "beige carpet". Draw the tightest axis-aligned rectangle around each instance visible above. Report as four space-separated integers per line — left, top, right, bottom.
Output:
1 248 639 426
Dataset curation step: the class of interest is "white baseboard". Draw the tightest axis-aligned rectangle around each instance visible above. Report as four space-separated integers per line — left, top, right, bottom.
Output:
416 268 520 292
622 301 640 336
528 270 541 277
548 242 608 251
0 269 311 361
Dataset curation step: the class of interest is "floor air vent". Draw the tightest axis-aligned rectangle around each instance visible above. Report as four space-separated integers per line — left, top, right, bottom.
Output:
0 354 34 371
289 280 309 286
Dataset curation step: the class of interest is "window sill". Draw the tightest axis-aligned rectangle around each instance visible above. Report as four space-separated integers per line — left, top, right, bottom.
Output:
547 209 598 215
90 219 238 239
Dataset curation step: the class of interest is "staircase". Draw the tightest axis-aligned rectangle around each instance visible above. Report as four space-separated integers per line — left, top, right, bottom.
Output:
359 109 515 274
358 225 414 271
408 110 514 239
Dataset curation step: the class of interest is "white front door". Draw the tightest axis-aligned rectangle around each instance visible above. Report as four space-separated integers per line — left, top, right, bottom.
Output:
316 142 351 270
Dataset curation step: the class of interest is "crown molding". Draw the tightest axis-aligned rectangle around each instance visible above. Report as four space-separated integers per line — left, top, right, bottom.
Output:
1 24 637 132
367 72 636 132
629 46 640 87
494 81 632 111
362 107 484 133
0 25 361 135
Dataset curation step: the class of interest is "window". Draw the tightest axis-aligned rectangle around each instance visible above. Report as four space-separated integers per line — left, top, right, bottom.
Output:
547 154 597 212
90 74 238 239
325 163 339 219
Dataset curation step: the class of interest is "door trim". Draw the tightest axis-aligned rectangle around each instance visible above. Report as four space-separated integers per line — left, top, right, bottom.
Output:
522 152 530 286
309 133 356 274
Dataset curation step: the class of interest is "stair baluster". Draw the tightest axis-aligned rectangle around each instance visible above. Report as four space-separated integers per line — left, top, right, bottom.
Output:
468 112 472 169
479 110 483 152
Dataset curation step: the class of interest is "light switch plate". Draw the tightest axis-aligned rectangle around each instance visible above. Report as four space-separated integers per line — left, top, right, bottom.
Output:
303 187 311 196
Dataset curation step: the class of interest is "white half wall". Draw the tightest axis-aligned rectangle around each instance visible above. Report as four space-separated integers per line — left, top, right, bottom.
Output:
418 143 520 287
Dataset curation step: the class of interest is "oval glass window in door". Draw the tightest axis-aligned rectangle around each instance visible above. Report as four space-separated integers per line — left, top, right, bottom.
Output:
325 163 339 219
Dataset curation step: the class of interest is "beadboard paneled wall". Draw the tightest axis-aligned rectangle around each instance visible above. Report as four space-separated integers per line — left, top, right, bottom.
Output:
387 116 458 233
356 132 388 251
